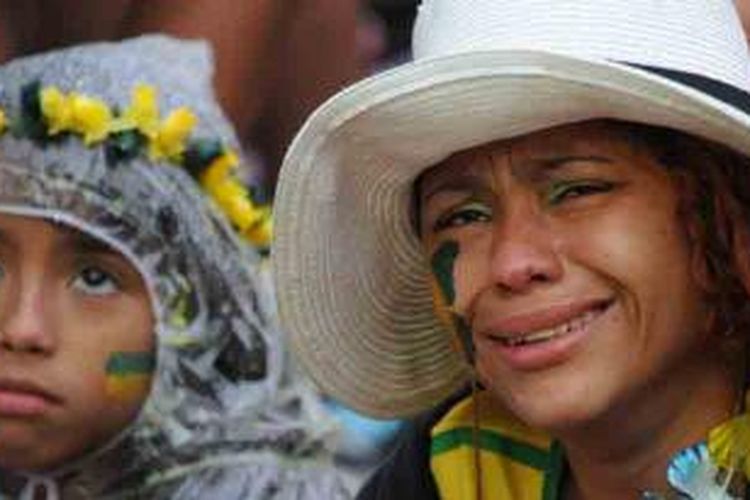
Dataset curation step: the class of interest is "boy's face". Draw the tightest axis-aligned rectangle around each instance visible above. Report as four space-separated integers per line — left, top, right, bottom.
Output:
0 213 155 471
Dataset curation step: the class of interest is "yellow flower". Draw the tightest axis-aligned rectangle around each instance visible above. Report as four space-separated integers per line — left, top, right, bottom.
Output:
149 107 198 161
111 83 199 160
207 178 263 228
200 150 272 246
708 413 750 479
40 87 113 144
242 210 273 247
200 150 239 185
114 84 160 136
69 93 113 145
0 108 7 133
40 86 74 135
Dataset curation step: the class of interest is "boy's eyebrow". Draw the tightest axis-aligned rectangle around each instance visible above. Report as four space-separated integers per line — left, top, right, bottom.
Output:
54 225 117 254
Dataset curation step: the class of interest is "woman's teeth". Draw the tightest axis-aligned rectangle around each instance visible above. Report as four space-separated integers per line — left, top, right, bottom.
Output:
497 309 602 347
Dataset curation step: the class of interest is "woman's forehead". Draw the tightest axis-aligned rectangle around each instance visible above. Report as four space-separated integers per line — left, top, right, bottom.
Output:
419 120 639 189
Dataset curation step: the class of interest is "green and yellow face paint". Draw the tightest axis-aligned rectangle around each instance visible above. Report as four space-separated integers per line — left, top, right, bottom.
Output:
430 240 476 364
105 351 156 401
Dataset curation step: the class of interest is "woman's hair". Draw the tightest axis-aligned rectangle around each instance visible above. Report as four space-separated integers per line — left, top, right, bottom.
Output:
618 120 750 342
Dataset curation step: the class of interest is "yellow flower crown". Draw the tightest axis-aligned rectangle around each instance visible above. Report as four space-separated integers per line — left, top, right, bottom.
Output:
0 81 272 249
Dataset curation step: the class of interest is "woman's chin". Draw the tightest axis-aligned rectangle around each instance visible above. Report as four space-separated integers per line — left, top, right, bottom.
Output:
492 386 614 436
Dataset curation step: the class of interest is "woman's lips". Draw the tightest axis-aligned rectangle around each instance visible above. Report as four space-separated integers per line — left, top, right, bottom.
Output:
0 378 61 417
476 299 614 371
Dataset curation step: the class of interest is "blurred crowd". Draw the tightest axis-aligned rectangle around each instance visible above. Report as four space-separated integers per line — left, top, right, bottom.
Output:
0 0 416 192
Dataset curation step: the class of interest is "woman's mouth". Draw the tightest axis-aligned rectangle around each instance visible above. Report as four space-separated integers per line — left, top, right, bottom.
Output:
492 303 610 347
480 299 614 371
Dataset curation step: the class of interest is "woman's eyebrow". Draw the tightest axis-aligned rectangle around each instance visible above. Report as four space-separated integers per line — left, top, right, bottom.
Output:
420 173 488 204
531 154 613 170
521 155 614 180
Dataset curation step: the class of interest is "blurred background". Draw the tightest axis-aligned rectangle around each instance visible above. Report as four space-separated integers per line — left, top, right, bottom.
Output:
0 0 418 194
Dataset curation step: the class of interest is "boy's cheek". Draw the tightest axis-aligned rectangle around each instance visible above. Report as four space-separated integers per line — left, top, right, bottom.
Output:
103 351 156 402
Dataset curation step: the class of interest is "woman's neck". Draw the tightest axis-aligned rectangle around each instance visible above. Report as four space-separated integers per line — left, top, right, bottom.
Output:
560 353 738 500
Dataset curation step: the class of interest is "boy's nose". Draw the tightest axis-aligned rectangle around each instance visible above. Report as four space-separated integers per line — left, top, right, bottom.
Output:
0 289 55 354
488 209 563 293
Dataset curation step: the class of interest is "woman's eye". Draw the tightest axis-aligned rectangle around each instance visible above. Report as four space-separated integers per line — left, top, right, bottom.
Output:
433 202 492 231
72 266 119 296
547 180 614 205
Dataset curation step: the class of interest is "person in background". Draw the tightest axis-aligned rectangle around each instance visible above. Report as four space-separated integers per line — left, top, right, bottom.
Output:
0 0 387 192
0 35 349 499
272 0 750 498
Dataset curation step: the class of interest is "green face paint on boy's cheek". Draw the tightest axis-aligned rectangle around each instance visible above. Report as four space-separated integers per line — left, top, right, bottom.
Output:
430 241 476 364
104 351 155 401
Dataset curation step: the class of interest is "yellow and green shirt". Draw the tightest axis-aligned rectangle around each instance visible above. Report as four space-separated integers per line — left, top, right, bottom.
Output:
430 391 564 500
358 390 749 499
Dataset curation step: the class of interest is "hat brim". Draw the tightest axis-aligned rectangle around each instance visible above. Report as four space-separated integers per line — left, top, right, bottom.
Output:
273 49 750 418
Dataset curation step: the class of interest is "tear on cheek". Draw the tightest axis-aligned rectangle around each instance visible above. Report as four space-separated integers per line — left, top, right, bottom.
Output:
104 351 155 401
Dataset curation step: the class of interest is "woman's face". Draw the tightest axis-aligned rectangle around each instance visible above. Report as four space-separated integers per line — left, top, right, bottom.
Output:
0 214 154 471
419 121 717 432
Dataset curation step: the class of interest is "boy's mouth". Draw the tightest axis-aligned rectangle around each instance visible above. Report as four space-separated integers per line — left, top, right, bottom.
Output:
0 377 61 416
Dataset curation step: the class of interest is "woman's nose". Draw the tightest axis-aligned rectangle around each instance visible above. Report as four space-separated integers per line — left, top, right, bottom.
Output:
488 207 563 293
0 287 55 354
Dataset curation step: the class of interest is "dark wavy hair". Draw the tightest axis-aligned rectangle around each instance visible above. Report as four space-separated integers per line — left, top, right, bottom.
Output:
618 120 750 347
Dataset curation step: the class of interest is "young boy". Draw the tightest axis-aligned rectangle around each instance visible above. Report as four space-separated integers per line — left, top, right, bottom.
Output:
0 36 349 499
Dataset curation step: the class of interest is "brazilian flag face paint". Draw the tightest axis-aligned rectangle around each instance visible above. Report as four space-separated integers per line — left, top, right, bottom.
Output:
431 241 459 304
430 240 476 364
105 351 155 401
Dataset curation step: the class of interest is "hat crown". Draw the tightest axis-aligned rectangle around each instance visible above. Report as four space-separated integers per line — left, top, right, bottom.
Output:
413 0 750 91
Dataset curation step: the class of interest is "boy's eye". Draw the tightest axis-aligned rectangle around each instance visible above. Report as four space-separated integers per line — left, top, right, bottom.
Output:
547 180 615 205
433 201 492 231
72 266 119 296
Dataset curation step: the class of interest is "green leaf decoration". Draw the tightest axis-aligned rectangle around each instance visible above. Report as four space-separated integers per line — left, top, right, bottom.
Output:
247 184 270 205
183 138 224 178
105 129 146 167
16 80 47 141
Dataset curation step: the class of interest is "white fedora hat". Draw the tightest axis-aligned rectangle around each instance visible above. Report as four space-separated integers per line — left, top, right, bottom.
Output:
273 0 750 418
